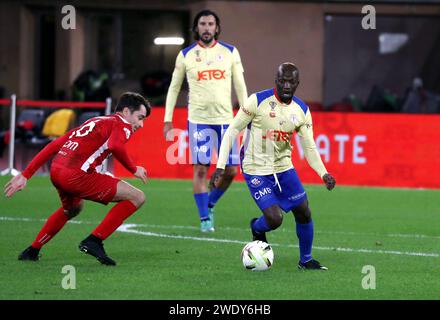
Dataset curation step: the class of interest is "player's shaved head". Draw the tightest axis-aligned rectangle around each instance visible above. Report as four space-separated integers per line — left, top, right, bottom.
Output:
277 62 299 79
275 62 300 104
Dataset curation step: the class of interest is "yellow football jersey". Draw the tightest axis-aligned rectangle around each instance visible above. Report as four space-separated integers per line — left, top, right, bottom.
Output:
164 40 247 125
217 88 328 177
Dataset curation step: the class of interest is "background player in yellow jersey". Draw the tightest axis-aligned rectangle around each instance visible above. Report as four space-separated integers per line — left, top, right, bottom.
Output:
163 10 248 232
214 63 336 270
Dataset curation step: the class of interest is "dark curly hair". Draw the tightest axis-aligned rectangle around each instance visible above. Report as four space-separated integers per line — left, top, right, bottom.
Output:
192 9 221 41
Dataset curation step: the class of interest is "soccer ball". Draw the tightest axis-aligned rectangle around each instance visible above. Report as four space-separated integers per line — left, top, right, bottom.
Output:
241 240 274 271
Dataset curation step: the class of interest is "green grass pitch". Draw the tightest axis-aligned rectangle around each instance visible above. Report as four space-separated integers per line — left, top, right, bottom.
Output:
0 176 439 300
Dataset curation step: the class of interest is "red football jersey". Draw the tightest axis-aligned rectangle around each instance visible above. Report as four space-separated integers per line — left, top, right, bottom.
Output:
22 113 137 179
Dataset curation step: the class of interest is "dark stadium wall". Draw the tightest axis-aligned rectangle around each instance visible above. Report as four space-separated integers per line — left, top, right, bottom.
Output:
323 14 440 107
1 0 440 105
0 2 22 100
199 0 440 105
190 0 325 103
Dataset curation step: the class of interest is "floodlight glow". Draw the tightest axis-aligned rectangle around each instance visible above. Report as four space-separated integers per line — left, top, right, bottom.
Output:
154 37 184 45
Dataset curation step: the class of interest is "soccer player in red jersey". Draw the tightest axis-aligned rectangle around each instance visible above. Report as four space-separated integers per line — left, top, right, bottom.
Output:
3 92 151 266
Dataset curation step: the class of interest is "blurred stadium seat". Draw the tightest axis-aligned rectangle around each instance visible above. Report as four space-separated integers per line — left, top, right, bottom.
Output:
15 109 50 172
42 109 76 138
77 111 102 125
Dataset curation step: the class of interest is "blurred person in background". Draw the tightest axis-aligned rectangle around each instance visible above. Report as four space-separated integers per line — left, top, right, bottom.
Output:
401 77 439 114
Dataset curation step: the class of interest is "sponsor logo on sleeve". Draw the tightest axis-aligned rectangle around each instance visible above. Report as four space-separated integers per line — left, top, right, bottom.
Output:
241 107 252 116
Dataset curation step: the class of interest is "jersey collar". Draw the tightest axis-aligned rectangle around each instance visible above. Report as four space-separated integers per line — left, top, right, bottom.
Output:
197 40 218 48
115 113 131 124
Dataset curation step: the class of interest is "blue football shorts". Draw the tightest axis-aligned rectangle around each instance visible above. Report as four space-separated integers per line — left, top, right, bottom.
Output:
188 121 239 166
243 168 307 212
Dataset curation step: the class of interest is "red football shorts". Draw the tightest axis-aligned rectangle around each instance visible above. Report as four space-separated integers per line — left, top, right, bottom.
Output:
50 164 120 210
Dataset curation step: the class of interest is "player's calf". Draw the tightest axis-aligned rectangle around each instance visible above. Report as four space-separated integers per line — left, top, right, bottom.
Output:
292 200 312 224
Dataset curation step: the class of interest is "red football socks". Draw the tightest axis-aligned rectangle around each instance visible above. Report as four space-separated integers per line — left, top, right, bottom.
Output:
31 207 69 249
92 200 137 240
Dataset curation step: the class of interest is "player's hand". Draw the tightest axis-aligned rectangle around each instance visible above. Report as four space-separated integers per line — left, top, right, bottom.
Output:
163 122 174 141
322 173 336 191
4 174 27 198
134 166 148 184
210 168 225 190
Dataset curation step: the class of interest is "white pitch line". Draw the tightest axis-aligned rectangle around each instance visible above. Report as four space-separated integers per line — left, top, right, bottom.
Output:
1 216 439 258
118 224 248 245
111 221 440 241
0 216 96 225
117 224 439 258
2 216 440 240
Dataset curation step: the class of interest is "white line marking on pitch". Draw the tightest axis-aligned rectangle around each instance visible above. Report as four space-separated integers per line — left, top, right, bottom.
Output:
118 224 439 258
1 216 438 258
2 216 440 240
121 222 440 240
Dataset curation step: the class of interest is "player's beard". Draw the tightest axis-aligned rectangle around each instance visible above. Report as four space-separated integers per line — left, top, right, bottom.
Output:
200 32 214 45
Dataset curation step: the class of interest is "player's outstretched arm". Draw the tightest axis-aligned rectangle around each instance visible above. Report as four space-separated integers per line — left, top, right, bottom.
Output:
134 166 148 184
4 174 28 198
20 134 69 180
322 173 336 191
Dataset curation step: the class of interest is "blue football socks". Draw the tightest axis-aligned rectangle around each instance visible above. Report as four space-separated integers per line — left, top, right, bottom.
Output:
194 193 209 221
296 220 314 263
208 187 225 208
252 215 272 234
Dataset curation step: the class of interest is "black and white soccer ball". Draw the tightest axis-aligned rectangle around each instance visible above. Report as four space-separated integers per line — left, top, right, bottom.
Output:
241 240 274 271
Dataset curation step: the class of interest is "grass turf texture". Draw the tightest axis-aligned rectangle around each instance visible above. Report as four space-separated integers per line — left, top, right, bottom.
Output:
0 176 439 300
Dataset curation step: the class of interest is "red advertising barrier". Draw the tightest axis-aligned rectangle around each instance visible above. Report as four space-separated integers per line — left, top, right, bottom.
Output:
114 107 440 189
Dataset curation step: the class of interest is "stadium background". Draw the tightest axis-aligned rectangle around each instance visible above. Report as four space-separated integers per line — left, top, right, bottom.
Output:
1 0 440 189
1 0 440 302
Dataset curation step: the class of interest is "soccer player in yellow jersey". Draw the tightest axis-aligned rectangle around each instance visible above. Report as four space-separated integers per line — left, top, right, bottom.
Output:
214 63 336 270
163 10 248 232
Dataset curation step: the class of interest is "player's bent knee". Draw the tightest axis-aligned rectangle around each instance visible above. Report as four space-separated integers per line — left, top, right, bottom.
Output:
194 165 209 179
266 212 283 229
64 202 83 219
132 190 146 208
